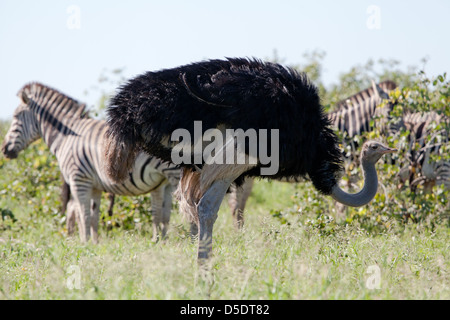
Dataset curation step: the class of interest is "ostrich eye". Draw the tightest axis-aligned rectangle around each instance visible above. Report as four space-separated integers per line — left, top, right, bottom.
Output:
371 145 378 150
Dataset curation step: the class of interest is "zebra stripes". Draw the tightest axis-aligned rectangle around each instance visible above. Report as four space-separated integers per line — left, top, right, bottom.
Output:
328 80 397 138
401 111 450 192
1 82 180 243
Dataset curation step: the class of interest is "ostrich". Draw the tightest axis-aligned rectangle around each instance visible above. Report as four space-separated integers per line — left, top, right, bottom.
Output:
104 58 396 263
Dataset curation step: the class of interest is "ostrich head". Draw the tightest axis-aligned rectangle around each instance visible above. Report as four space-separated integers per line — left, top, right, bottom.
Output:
331 140 397 207
360 140 397 165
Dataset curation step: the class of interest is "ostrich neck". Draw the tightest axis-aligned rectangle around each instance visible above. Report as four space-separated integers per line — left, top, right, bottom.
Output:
331 161 378 207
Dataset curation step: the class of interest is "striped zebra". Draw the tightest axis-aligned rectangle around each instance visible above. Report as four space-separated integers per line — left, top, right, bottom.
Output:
1 82 180 243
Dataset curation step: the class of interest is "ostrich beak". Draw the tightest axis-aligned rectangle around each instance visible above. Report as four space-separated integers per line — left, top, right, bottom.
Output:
381 146 397 154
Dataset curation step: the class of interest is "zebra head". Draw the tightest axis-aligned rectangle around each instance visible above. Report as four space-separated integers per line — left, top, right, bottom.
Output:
1 89 39 159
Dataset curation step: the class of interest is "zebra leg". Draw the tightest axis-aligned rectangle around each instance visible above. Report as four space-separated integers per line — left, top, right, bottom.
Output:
161 183 173 240
90 190 102 244
105 193 115 230
66 198 77 236
61 180 71 216
70 184 94 243
150 185 165 242
61 180 78 236
228 184 239 226
189 220 199 240
228 178 254 229
107 193 115 217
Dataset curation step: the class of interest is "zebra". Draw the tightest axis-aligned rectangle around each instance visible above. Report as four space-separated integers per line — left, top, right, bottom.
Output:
1 82 181 243
400 111 450 192
328 80 398 139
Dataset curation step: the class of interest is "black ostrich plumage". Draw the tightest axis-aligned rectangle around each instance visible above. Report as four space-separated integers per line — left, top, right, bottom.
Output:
106 58 342 194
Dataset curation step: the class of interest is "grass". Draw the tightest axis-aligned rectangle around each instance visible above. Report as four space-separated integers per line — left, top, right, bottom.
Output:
0 177 448 300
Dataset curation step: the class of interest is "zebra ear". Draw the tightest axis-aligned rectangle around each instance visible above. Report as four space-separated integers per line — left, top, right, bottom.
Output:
20 90 30 105
371 80 390 100
371 80 380 99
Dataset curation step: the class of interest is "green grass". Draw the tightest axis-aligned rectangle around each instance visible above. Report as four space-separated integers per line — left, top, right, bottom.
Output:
0 176 448 300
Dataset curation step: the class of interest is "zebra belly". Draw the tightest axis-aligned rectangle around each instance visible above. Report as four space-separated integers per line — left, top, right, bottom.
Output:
98 171 168 196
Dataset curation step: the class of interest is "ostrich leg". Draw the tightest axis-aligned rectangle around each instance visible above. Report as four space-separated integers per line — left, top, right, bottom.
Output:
197 178 234 263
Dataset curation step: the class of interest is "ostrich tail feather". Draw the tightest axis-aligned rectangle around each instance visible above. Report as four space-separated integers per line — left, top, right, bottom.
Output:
103 130 138 183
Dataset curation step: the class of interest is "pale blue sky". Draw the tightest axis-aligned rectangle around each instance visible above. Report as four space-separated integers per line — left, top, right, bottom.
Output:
1 0 449 120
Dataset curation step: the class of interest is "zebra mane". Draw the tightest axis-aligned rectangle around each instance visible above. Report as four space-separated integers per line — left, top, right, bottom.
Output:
335 80 397 110
378 80 397 92
18 82 89 120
